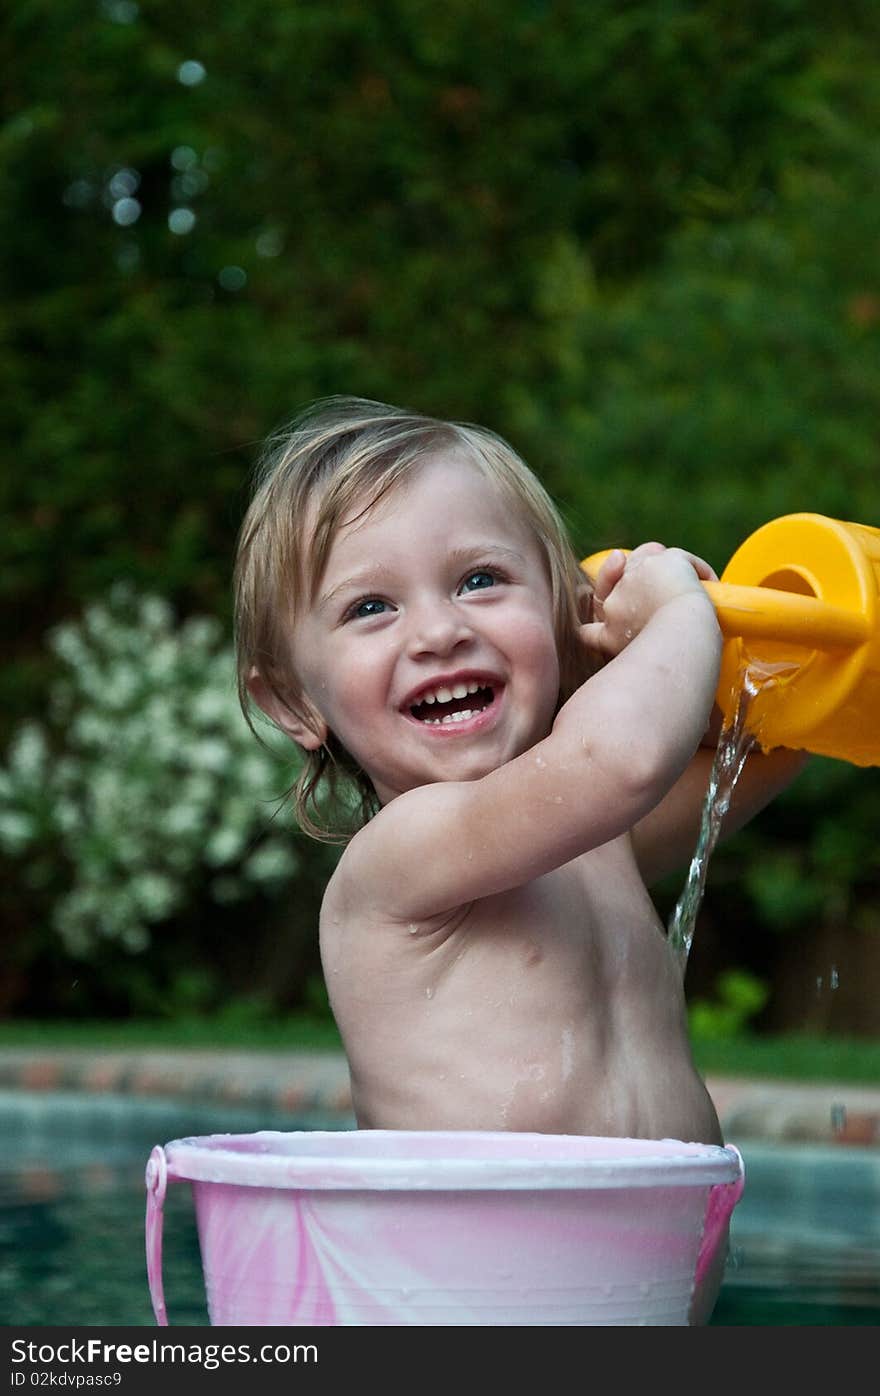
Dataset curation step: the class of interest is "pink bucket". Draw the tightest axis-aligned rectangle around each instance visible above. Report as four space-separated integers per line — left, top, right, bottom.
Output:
145 1130 744 1326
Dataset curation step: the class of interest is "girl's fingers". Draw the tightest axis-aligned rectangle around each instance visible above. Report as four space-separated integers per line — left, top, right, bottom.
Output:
578 620 613 656
667 548 718 582
629 543 718 583
591 548 627 602
627 541 667 561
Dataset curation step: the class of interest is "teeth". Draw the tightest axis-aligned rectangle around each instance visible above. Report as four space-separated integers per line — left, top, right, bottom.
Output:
423 709 478 725
414 680 489 706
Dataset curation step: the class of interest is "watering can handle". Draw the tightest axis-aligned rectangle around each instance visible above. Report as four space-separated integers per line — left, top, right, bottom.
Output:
145 1146 170 1326
704 581 869 649
580 552 871 650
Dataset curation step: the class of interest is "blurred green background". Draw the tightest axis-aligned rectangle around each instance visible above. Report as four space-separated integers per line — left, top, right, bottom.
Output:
2 0 878 1053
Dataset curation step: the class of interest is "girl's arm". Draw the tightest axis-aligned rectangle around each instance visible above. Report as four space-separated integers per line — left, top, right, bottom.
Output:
583 541 808 884
629 739 808 886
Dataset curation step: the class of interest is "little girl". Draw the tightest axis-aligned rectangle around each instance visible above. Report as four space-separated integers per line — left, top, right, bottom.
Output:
234 396 802 1144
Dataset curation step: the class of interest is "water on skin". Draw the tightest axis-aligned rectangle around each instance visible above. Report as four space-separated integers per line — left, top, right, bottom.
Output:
667 660 796 976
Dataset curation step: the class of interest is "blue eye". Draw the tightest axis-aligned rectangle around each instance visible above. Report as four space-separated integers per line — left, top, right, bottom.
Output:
348 597 389 620
461 570 497 593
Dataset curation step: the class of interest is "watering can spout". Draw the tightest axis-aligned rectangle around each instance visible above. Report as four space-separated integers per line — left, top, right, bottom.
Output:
581 513 880 767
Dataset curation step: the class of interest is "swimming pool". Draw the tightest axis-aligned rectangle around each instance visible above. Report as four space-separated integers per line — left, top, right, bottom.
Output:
2 1090 877 1325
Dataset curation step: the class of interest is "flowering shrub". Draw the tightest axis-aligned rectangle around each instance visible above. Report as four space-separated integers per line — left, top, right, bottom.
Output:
0 586 301 954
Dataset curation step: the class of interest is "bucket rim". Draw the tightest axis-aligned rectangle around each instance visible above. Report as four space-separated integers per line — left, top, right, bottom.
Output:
158 1129 745 1192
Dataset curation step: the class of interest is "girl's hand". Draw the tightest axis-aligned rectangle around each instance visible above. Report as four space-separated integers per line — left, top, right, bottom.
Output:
580 542 718 661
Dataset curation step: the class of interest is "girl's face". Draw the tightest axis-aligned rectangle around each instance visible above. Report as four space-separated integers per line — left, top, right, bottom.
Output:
286 453 562 805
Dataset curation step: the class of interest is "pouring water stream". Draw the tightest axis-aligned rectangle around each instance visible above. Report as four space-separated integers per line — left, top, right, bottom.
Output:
667 660 798 974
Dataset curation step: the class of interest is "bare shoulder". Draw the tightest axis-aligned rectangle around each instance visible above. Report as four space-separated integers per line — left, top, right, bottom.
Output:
322 781 477 927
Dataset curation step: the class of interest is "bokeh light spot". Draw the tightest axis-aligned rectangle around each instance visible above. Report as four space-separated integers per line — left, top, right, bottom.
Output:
112 197 141 227
168 207 197 235
177 61 207 87
218 265 247 291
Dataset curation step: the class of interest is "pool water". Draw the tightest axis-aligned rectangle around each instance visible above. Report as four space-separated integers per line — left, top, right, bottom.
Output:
2 1091 878 1326
711 1141 880 1325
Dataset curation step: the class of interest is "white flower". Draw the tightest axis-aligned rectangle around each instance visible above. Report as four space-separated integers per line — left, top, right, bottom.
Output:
144 639 179 682
0 810 34 851
182 616 221 649
100 666 141 710
129 872 178 919
205 826 246 866
243 840 298 885
190 738 230 773
138 595 173 632
163 804 205 838
190 688 229 725
8 724 48 783
50 624 90 670
1 587 312 955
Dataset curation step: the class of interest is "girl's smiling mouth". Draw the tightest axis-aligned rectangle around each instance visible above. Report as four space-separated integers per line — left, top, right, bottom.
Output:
401 674 504 733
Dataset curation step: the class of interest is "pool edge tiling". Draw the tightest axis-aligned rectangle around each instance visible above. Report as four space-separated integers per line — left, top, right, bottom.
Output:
0 1047 878 1147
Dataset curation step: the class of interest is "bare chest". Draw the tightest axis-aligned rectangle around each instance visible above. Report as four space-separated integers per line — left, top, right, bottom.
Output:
322 841 665 1020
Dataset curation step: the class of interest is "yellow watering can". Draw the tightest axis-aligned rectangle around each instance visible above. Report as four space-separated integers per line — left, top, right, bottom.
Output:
581 513 880 766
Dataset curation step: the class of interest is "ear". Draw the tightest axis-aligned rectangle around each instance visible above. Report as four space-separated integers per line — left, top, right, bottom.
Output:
246 668 328 751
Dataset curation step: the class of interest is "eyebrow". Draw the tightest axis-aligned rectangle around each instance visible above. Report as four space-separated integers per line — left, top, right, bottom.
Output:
317 544 528 611
318 567 393 611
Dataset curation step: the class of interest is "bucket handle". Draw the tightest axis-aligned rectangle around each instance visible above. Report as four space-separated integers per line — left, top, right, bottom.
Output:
694 1144 745 1293
145 1145 170 1326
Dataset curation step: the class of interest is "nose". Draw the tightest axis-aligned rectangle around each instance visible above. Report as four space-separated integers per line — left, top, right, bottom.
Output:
406 595 474 658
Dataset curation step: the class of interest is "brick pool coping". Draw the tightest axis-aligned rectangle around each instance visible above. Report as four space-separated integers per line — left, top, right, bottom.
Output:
1 1047 878 1147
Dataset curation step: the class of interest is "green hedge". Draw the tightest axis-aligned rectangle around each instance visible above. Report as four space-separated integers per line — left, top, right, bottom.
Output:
2 1 878 1025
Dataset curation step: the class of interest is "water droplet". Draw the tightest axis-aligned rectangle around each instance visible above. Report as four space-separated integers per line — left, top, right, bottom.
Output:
425 986 434 999
830 965 839 990
831 1102 846 1133
816 975 824 996
408 923 418 935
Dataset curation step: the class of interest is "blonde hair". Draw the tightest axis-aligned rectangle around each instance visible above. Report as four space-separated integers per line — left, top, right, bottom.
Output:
234 396 593 840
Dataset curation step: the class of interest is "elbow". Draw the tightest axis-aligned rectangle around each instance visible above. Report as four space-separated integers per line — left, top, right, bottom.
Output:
622 738 688 819
578 723 692 830
617 711 702 819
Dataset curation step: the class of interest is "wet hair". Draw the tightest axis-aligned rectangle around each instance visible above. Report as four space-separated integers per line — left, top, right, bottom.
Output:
234 396 594 841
